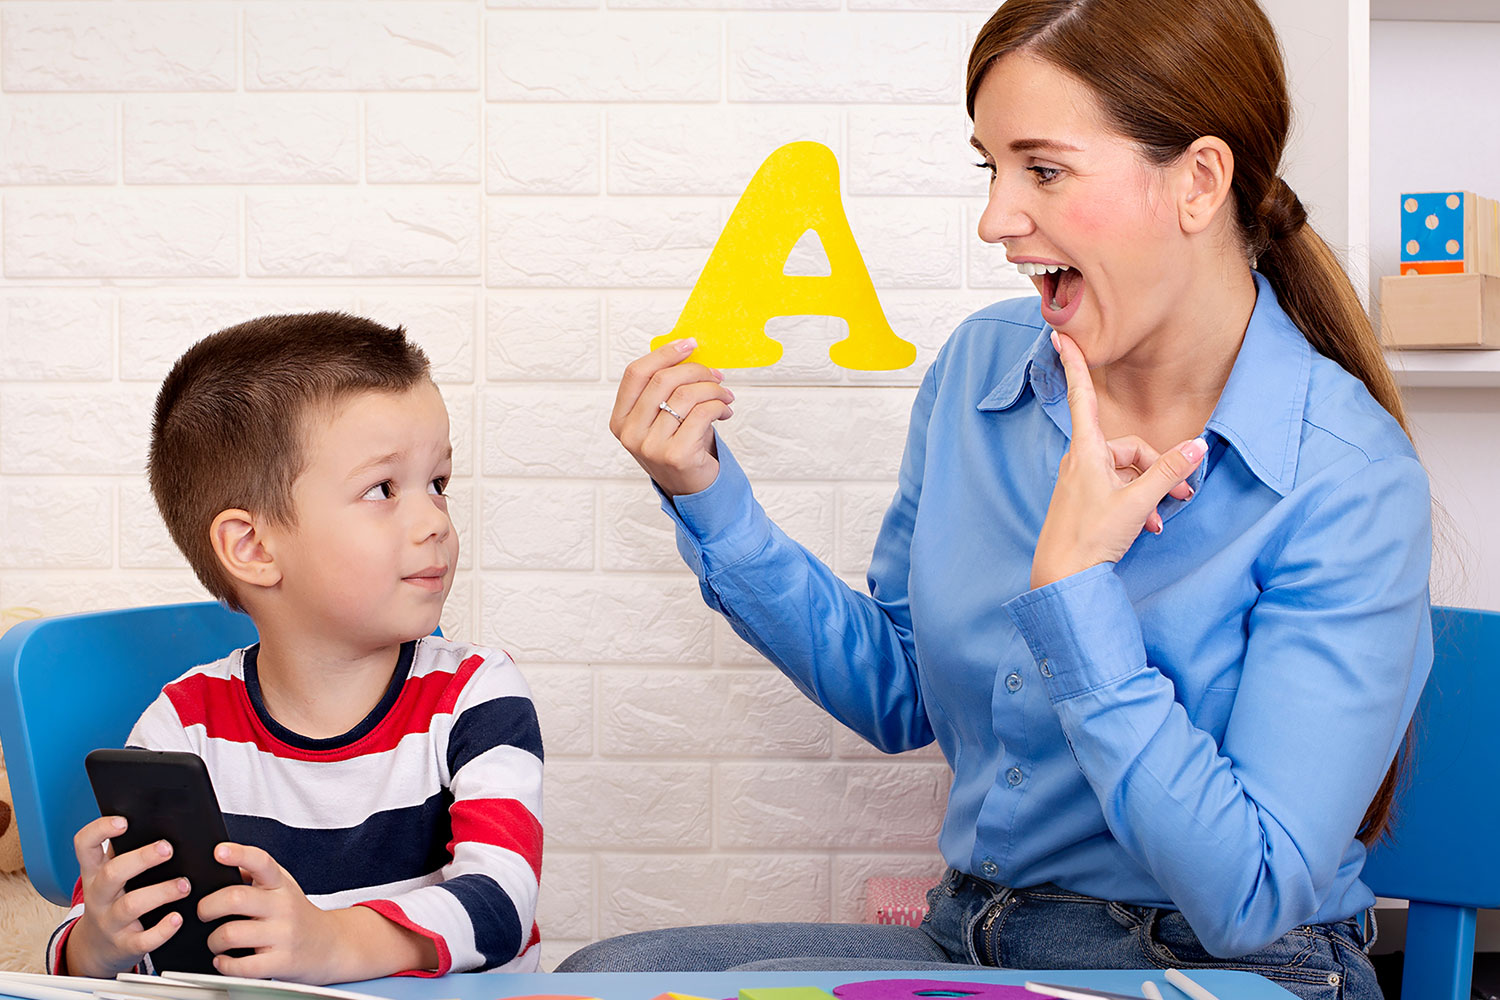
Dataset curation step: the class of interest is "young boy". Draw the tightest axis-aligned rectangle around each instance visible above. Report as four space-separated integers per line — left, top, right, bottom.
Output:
49 313 542 982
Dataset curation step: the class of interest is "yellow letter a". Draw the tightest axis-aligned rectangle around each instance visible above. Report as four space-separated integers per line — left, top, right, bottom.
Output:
652 141 916 371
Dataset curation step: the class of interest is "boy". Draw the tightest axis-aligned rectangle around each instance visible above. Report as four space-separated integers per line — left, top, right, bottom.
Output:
49 313 543 982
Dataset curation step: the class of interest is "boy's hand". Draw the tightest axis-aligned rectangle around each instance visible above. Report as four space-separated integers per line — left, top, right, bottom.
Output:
200 842 438 983
65 816 189 977
198 842 341 982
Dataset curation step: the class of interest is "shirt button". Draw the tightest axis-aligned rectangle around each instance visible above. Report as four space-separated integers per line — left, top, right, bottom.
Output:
1038 658 1053 678
1005 672 1023 693
1006 766 1024 787
980 859 999 877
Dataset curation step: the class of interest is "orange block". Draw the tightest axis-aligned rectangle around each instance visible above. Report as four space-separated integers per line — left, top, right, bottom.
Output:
1400 260 1465 276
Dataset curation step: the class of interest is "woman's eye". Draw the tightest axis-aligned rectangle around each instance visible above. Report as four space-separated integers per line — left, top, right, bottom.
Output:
361 481 394 501
974 160 997 179
428 477 448 496
1028 165 1061 185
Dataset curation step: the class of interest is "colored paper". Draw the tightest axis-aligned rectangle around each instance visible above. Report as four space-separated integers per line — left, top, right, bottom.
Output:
653 141 916 371
833 981 1033 1000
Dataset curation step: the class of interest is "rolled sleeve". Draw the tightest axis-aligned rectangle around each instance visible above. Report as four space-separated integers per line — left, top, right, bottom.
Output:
1003 562 1148 701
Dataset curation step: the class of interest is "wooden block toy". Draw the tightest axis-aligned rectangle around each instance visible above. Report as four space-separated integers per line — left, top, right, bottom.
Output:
1399 260 1464 276
1379 273 1500 348
1400 191 1500 276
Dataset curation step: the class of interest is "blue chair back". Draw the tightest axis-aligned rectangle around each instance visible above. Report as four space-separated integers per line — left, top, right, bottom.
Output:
1362 605 1500 1000
0 602 257 905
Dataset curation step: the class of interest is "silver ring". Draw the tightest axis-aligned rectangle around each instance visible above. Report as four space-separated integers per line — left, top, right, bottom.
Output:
658 400 685 422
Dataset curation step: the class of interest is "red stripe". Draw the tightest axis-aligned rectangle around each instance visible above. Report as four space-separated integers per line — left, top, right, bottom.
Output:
525 921 541 951
355 898 452 977
165 654 489 762
448 798 543 880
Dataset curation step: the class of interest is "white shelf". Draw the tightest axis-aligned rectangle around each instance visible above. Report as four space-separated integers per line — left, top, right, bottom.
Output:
1385 349 1500 387
1372 0 1500 21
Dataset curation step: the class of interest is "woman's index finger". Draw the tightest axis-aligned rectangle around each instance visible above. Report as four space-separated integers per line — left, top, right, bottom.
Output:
1051 330 1103 447
612 338 699 423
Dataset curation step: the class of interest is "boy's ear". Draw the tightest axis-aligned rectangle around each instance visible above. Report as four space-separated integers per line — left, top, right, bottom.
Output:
209 509 282 592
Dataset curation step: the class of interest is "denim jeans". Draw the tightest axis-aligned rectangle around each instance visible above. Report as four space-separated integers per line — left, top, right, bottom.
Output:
555 869 1380 1000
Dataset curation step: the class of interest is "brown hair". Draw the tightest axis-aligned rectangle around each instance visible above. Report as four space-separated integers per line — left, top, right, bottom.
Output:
149 312 432 612
966 0 1410 844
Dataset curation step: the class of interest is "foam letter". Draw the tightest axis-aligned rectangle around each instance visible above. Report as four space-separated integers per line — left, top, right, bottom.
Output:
652 141 916 371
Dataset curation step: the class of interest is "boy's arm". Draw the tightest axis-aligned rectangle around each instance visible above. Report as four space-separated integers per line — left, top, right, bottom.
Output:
353 650 543 975
52 693 199 975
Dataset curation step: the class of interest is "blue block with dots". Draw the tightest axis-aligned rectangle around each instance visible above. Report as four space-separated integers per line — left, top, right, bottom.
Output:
1401 191 1465 262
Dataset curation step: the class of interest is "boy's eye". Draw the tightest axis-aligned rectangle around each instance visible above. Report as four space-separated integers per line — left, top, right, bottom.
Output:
428 477 448 496
361 481 394 501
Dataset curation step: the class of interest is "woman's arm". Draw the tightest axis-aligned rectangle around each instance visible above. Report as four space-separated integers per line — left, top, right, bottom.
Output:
614 343 944 752
1005 454 1432 957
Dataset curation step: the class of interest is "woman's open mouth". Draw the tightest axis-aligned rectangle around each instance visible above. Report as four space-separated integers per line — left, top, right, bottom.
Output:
1016 261 1085 327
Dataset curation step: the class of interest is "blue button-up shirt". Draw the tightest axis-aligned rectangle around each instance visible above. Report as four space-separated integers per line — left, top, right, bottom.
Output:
659 273 1432 957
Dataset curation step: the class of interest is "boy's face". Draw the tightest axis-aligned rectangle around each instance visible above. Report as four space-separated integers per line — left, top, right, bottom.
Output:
267 381 458 650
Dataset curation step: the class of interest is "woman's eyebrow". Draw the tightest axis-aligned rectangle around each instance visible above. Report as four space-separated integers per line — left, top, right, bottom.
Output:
1009 138 1084 154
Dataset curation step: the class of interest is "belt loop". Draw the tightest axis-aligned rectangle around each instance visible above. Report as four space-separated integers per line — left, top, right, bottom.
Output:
1362 906 1379 952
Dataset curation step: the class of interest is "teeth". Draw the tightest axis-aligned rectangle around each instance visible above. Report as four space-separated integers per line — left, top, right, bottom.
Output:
1015 262 1072 276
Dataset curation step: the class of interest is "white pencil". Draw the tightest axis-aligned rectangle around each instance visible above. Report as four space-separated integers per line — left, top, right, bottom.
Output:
1164 969 1222 1000
0 976 95 1000
1141 981 1165 1000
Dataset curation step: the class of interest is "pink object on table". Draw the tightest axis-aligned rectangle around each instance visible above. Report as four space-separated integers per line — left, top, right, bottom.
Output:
863 876 941 927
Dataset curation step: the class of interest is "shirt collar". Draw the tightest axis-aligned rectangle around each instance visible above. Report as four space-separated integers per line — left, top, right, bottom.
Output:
975 272 1310 496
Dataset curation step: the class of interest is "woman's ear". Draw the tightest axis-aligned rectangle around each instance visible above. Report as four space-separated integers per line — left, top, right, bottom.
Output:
210 509 283 593
1177 135 1236 235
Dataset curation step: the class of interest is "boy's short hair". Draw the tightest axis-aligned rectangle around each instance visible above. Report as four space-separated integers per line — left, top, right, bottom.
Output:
149 311 432 610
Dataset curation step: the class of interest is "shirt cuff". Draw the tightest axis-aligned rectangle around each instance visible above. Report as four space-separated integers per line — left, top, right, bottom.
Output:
653 432 772 577
1002 562 1147 701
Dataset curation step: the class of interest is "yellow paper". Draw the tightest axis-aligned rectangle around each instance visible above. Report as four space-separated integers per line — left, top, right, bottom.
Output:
653 141 915 371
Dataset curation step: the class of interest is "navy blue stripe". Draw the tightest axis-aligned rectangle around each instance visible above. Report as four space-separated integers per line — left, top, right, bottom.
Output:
225 789 453 897
437 872 522 969
447 696 543 777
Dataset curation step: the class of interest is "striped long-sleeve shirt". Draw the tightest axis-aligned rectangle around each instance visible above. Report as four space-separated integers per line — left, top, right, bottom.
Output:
48 635 543 976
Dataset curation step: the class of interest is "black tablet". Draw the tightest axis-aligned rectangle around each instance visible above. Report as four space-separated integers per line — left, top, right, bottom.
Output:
85 748 245 974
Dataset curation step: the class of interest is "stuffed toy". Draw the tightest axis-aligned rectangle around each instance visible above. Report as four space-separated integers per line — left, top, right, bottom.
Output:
0 750 70 972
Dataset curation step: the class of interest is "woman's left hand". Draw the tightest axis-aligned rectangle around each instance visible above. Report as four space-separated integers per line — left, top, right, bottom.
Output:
1030 331 1208 590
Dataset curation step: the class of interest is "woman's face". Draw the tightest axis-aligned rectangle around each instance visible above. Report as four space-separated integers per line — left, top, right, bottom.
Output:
970 51 1191 364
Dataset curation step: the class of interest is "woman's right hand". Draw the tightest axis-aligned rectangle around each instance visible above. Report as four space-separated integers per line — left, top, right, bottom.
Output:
610 338 736 498
65 815 188 976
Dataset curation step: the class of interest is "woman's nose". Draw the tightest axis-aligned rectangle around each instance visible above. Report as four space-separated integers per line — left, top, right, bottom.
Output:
976 177 1033 245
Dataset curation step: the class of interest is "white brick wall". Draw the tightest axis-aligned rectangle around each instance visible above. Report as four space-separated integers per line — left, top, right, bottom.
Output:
0 0 1026 971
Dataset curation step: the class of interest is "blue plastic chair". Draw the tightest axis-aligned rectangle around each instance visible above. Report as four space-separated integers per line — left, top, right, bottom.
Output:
1362 605 1500 1000
0 602 258 906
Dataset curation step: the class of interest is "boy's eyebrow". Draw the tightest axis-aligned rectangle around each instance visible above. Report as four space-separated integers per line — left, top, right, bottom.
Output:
344 444 453 481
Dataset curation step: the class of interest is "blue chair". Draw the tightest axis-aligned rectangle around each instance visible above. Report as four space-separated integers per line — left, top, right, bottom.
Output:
0 602 257 905
1362 605 1500 1000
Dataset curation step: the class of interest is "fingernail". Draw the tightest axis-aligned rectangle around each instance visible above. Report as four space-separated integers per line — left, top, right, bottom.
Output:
171 913 182 927
711 368 724 381
724 389 736 402
673 338 697 353
157 841 172 857
177 879 190 894
1050 331 1060 351
216 844 231 861
1183 484 1195 499
111 817 126 831
1182 437 1208 462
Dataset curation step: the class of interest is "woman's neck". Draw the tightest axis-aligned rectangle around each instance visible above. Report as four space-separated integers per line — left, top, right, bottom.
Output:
1090 261 1258 451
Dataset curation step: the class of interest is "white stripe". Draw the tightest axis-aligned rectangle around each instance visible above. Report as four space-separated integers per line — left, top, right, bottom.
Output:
450 743 543 816
384 886 481 973
309 871 441 910
192 730 446 828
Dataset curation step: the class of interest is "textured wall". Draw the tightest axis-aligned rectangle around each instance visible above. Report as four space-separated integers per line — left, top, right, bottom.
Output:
0 0 1036 968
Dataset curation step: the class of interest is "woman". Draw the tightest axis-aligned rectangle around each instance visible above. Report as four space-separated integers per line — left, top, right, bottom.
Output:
568 1 1432 996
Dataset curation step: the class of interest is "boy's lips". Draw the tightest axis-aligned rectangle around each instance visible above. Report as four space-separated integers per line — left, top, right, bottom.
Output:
403 566 449 592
